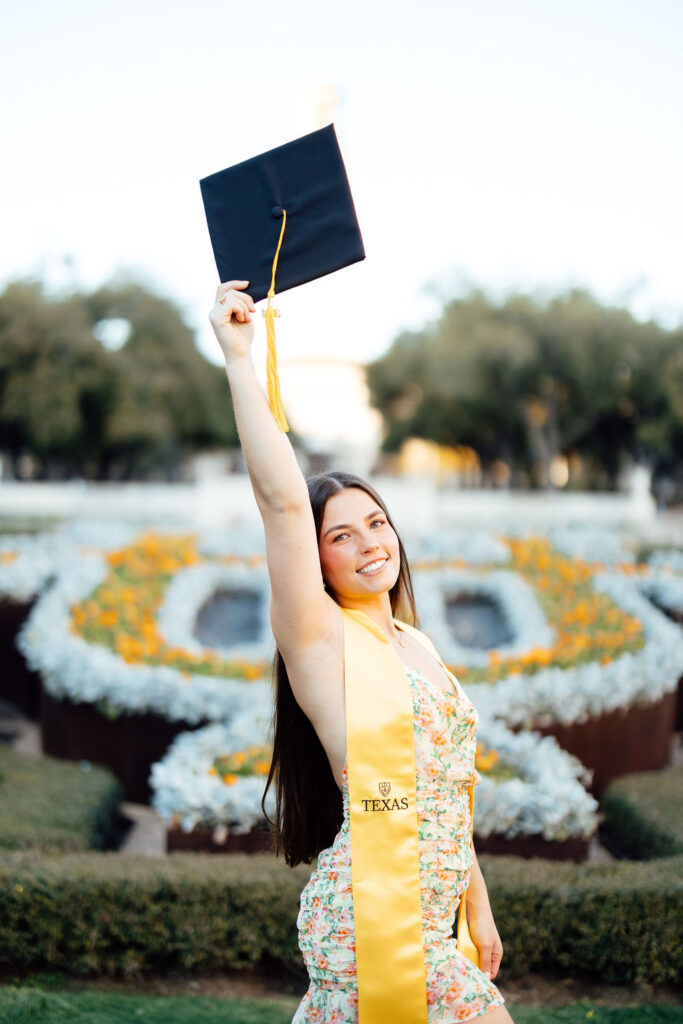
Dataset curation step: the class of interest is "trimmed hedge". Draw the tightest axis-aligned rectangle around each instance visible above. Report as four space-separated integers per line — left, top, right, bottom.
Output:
599 765 683 860
0 851 309 977
0 746 123 854
0 849 681 984
479 853 683 984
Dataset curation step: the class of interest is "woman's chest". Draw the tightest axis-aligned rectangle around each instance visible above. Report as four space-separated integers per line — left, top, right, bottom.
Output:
407 669 478 751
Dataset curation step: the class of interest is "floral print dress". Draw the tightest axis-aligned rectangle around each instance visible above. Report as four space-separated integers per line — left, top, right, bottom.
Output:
292 666 506 1023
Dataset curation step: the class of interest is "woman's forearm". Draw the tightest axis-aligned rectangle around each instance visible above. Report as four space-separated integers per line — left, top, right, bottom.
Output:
224 352 309 512
466 850 492 912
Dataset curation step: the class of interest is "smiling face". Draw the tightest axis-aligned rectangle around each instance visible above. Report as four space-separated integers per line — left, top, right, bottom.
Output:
318 487 401 605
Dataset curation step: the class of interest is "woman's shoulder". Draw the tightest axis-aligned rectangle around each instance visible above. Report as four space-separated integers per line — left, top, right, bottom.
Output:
394 618 439 654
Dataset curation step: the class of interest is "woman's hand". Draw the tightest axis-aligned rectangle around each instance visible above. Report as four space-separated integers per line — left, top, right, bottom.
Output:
208 280 256 364
466 903 504 981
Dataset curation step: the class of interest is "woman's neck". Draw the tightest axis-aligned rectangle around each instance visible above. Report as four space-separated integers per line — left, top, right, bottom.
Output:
336 593 398 640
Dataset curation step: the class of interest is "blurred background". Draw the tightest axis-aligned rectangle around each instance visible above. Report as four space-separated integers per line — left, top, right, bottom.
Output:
1 0 682 527
2 3 683 1020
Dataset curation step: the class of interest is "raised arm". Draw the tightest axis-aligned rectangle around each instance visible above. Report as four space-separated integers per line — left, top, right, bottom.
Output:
208 281 337 655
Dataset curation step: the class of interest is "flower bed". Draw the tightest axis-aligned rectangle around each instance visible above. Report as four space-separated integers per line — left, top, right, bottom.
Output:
466 565 682 781
14 522 683 804
150 709 275 849
16 529 272 800
413 568 554 669
648 548 683 572
17 533 271 723
150 710 598 860
634 562 683 729
415 536 681 792
0 532 75 718
473 718 597 860
0 522 140 718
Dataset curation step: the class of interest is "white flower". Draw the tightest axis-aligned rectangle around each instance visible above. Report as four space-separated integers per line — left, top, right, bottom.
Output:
470 570 683 727
413 568 554 668
156 562 273 661
412 529 510 564
150 709 275 834
16 550 270 723
474 717 598 840
648 549 683 572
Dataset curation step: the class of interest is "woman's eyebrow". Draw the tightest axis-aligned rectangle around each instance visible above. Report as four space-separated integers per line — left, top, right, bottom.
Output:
322 509 384 538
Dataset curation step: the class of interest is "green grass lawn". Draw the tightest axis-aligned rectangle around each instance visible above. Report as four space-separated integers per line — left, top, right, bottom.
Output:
1 987 682 1024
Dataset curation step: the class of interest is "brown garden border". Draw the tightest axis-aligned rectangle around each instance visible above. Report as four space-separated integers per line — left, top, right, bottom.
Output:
0 599 42 720
36 678 678 812
165 823 589 861
167 824 274 854
530 689 677 796
40 690 208 803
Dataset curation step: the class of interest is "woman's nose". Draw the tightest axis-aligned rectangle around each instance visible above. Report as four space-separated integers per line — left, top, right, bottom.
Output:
360 534 380 552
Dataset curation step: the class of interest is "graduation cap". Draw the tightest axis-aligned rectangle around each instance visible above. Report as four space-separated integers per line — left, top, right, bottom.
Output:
200 124 365 432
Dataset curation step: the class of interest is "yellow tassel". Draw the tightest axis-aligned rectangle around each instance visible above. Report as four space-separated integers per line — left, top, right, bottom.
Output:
265 208 289 433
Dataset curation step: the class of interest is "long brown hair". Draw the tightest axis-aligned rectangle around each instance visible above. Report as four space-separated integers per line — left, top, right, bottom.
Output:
261 471 418 866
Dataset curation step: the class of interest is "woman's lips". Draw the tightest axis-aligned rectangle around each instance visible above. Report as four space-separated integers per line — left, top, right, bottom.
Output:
357 557 388 576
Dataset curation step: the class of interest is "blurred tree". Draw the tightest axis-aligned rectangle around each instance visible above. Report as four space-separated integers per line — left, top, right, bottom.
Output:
0 281 115 479
85 281 237 479
367 287 682 489
0 278 238 480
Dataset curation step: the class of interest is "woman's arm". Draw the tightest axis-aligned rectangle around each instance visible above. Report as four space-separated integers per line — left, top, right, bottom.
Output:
465 850 504 980
210 281 308 512
208 282 336 652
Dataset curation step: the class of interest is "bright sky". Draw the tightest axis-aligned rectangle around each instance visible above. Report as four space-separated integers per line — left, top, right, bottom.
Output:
2 0 682 368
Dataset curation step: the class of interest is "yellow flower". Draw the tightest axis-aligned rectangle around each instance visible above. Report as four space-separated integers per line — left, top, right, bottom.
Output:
222 773 238 786
98 610 119 627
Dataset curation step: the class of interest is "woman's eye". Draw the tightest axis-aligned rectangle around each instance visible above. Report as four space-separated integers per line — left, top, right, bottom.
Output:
332 521 384 541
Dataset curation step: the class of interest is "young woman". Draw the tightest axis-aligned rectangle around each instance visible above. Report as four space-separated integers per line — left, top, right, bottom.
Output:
209 281 514 1023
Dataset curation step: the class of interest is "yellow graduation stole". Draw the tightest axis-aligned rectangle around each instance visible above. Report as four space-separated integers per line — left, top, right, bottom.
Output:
343 608 479 1024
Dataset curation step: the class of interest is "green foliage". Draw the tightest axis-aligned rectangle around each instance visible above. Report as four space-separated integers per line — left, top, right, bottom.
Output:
1 988 682 1024
0 849 681 984
367 287 683 486
481 853 683 984
0 852 309 977
0 281 116 471
599 766 683 860
84 281 238 474
0 278 238 480
1 746 681 987
0 746 123 854
513 1009 683 1024
0 986 301 1024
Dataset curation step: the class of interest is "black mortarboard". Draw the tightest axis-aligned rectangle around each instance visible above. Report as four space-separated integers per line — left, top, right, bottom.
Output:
200 124 365 431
